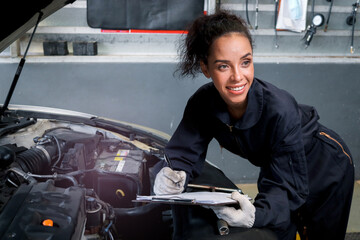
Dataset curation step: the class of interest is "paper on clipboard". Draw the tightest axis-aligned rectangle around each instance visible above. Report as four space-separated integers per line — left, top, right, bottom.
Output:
135 191 250 206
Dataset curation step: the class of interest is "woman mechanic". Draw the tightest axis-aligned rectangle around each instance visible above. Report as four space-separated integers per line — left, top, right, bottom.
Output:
153 11 354 239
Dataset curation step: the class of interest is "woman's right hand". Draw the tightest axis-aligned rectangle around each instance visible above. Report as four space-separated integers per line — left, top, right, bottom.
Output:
153 167 186 195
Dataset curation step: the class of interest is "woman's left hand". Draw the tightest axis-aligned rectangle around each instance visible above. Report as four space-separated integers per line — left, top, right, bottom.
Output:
211 191 256 228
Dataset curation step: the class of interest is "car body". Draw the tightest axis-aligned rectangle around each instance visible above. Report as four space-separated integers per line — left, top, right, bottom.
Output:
0 1 174 239
0 103 172 239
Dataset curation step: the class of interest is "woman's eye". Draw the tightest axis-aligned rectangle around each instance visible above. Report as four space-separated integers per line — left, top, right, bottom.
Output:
217 64 228 70
242 60 251 67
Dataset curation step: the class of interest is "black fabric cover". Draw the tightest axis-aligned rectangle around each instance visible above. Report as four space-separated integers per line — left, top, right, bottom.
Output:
87 0 204 30
172 161 277 240
189 161 239 190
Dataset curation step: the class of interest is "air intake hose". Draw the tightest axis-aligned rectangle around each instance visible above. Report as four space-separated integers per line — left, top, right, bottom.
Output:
13 145 56 174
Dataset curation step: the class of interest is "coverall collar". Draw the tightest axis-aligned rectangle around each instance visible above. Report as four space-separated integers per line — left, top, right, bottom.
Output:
213 78 263 130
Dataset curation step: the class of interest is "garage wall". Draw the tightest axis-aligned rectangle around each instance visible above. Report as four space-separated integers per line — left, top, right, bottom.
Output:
1 0 360 58
0 62 359 183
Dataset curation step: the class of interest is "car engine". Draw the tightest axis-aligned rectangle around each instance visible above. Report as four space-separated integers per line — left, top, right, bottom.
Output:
0 119 170 240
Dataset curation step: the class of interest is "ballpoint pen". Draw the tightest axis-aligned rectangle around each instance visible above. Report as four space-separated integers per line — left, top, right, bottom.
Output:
152 197 194 204
164 153 181 187
164 153 174 169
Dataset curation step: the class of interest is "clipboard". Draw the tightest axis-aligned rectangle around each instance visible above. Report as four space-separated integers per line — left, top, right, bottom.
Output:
133 191 246 206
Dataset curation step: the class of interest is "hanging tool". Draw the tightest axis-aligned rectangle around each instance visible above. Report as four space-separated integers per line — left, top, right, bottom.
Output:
274 0 279 48
246 0 253 28
324 0 334 32
311 0 315 21
346 0 360 53
254 0 259 29
303 0 325 48
303 13 325 48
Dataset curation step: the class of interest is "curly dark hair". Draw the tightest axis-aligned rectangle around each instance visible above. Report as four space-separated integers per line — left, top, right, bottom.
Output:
177 11 253 78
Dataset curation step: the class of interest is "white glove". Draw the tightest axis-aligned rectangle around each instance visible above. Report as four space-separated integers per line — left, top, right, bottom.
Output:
153 167 186 195
211 191 255 228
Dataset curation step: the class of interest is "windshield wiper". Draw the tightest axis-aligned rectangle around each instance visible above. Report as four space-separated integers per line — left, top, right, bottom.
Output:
0 12 43 117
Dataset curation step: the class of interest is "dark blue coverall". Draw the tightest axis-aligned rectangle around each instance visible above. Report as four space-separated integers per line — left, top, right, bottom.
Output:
165 78 354 239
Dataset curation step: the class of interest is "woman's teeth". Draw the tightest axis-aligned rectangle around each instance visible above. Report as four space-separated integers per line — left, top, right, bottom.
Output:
228 86 244 91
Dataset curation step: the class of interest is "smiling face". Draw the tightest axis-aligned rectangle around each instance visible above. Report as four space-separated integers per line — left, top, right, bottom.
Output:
200 32 254 119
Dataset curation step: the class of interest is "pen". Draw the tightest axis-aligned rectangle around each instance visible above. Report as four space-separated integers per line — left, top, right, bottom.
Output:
164 153 181 188
152 197 194 204
187 183 245 195
164 153 173 169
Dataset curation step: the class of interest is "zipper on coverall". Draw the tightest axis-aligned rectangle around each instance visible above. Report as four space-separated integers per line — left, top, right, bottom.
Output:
227 124 247 157
319 132 352 165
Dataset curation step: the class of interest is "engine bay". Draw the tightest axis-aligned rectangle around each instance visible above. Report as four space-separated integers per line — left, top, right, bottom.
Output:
0 118 169 239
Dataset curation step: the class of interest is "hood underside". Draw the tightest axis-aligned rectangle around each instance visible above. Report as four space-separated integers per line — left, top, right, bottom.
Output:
0 0 75 53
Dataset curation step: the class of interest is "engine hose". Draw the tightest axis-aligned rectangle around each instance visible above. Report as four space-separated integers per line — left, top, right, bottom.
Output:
6 167 37 186
6 168 78 186
28 172 78 186
11 142 58 174
13 147 49 174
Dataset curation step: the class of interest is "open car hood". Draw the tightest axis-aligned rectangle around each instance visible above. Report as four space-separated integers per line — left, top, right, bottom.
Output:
0 0 75 53
0 103 173 239
0 104 171 151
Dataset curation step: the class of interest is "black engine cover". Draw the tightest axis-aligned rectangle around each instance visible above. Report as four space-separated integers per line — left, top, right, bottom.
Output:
0 180 85 240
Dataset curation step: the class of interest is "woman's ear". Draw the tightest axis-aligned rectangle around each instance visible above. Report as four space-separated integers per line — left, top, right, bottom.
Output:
200 61 211 79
